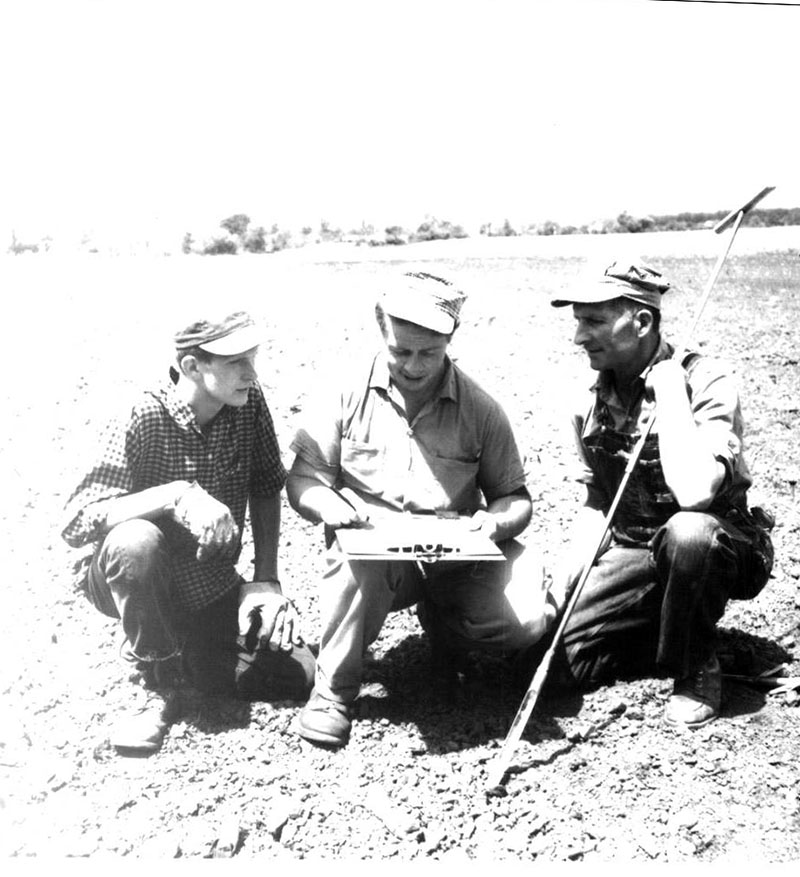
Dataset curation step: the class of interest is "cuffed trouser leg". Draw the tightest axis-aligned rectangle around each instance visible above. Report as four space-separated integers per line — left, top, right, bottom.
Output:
559 510 746 687
87 519 181 664
313 545 425 704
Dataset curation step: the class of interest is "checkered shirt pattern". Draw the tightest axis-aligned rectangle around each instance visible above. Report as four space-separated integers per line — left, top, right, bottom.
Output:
61 378 287 612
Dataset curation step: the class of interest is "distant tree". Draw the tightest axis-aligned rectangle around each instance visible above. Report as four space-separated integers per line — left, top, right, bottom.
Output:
537 220 559 236
243 226 267 253
220 214 251 239
182 232 194 254
411 217 467 242
319 220 342 242
8 231 39 255
617 211 655 233
385 225 407 245
203 237 238 255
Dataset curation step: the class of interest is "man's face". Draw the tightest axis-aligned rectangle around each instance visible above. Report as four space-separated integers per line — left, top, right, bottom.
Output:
195 346 260 408
572 300 643 372
382 317 450 401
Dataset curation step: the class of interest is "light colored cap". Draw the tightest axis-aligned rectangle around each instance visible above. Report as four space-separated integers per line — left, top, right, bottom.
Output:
174 310 261 355
378 271 467 335
551 259 671 310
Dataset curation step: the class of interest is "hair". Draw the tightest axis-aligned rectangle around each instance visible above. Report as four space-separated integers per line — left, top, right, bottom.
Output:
616 297 661 334
174 345 215 376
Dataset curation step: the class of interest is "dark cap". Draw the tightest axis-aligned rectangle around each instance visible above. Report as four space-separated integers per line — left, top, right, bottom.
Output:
551 259 671 310
174 310 261 355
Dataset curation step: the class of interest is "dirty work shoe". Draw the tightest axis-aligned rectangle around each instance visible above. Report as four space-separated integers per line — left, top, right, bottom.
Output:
110 689 181 755
296 690 351 748
664 653 721 729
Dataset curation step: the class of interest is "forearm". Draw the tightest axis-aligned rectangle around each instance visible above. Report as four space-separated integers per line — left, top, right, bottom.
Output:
655 388 725 509
287 472 358 527
103 480 192 532
558 501 610 590
485 493 532 542
249 492 282 588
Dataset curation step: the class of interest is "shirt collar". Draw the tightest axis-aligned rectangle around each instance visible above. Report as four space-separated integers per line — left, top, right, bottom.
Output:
155 372 226 432
591 336 674 402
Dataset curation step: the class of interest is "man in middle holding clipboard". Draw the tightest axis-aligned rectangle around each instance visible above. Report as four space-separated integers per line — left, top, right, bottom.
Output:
287 271 561 748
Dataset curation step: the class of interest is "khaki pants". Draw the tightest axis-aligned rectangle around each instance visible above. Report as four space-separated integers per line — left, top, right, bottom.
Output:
313 538 559 703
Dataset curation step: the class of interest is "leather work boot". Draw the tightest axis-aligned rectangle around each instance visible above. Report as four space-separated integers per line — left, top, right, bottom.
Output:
296 689 351 748
110 687 181 755
663 653 722 729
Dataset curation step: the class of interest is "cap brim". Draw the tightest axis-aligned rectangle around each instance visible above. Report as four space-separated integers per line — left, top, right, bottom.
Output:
199 323 262 355
551 283 661 310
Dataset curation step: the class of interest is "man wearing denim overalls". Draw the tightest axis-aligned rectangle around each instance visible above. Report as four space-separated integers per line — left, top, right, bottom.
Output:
549 259 773 729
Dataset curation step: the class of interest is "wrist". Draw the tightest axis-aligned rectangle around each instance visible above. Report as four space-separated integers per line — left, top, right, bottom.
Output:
167 480 195 515
246 576 282 594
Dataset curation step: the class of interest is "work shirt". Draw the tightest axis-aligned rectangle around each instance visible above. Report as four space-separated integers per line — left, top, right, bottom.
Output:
61 376 286 611
572 336 752 514
290 354 527 514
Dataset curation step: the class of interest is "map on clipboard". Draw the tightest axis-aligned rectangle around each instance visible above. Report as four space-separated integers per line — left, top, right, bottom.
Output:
335 512 504 562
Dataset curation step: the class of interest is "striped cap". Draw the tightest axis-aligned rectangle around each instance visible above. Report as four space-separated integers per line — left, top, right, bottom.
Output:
378 272 467 335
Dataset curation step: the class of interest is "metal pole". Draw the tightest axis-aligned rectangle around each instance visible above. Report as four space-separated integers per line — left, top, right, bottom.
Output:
485 186 774 795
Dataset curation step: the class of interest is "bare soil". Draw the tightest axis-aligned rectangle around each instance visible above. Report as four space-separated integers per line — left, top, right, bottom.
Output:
2 238 799 862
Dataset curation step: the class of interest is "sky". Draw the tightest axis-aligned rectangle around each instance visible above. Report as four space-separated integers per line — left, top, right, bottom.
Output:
1 0 798 247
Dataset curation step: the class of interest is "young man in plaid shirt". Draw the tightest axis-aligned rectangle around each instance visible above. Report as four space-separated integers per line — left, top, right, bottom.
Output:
62 310 314 755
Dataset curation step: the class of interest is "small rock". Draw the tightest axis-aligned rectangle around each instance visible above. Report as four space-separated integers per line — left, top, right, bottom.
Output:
212 817 241 858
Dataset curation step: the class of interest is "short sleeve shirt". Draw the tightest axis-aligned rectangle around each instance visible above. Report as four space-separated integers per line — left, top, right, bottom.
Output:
290 354 528 514
61 376 286 611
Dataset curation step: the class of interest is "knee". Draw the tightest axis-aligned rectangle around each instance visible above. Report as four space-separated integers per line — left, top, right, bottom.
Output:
653 511 723 577
657 511 718 553
100 519 170 577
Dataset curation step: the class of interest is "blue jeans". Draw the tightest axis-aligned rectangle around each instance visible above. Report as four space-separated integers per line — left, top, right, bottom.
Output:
558 510 763 686
87 519 315 700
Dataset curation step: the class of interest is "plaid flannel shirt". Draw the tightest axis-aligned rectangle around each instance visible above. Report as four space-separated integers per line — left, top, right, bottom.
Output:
61 376 287 611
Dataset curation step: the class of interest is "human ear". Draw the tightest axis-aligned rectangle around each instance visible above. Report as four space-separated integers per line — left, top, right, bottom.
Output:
178 354 200 378
635 308 654 337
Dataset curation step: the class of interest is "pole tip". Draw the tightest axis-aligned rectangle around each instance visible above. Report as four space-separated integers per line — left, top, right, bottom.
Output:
486 784 508 799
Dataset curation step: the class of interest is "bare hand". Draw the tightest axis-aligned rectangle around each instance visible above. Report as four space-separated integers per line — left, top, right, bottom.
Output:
172 482 240 562
467 509 500 542
321 488 371 529
238 582 303 652
645 358 688 401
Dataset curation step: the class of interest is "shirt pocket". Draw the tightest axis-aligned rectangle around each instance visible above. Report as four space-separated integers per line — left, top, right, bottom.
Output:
413 452 481 513
341 439 385 492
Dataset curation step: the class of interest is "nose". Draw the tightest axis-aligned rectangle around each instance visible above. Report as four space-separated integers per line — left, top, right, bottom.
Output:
573 322 589 347
403 353 425 377
243 360 258 382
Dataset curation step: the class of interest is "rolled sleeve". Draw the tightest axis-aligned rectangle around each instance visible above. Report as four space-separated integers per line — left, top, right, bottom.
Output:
477 403 528 503
688 359 745 487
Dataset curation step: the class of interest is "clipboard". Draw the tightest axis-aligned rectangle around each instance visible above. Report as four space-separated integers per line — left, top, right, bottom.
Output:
334 512 504 562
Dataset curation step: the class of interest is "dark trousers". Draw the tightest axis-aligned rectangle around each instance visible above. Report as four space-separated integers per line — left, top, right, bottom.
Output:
558 510 759 686
87 519 315 700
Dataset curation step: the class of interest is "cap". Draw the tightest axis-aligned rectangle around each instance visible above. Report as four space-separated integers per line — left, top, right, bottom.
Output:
174 310 261 355
378 271 467 335
551 259 671 310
